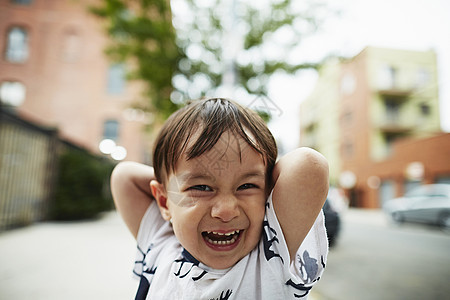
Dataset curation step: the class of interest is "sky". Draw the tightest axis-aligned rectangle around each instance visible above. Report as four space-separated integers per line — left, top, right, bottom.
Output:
267 0 450 152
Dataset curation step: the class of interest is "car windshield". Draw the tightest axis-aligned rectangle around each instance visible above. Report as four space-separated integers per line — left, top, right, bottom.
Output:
405 184 450 198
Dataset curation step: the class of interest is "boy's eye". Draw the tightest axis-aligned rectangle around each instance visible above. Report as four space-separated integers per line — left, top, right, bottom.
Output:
238 183 258 190
188 185 212 192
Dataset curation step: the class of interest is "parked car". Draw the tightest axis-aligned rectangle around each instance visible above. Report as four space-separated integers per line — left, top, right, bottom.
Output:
323 199 341 247
383 184 450 229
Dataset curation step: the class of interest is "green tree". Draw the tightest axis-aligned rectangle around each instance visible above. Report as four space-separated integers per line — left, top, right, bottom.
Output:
90 0 181 120
91 0 328 120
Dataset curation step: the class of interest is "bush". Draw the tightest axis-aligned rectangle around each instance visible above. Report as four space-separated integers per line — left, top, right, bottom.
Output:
49 148 115 220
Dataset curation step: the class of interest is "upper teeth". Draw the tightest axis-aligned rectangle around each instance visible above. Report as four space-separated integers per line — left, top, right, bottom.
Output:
207 230 240 236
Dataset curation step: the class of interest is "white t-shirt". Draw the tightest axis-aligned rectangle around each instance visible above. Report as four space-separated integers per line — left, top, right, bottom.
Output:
133 194 328 300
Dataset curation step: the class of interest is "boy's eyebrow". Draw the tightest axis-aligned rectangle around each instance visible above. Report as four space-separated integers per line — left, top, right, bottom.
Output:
177 172 214 182
176 170 265 182
239 171 266 180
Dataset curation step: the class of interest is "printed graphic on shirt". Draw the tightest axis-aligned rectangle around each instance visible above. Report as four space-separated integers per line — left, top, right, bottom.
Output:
173 251 235 299
262 201 326 299
134 243 156 278
210 290 233 300
174 250 208 281
285 250 327 298
134 243 157 300
285 278 312 298
298 250 319 283
135 276 150 300
262 201 284 264
209 289 232 300
262 219 284 264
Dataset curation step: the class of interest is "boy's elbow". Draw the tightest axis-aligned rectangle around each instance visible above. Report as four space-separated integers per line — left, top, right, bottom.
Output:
273 147 329 202
304 148 329 203
110 161 143 194
292 147 329 176
111 161 141 182
291 147 329 199
304 147 329 180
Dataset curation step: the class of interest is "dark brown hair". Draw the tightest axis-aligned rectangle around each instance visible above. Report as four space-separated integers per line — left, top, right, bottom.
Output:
152 98 277 185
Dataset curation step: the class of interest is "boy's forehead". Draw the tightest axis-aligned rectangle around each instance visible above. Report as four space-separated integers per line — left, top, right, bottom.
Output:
162 128 267 184
174 159 266 182
185 132 254 163
186 129 244 148
175 141 266 179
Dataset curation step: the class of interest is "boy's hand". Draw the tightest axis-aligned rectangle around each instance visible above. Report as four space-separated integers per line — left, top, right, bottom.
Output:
271 147 329 261
110 161 156 238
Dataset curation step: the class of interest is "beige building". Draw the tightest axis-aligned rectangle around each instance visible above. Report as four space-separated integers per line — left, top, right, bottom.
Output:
0 0 150 162
300 46 446 208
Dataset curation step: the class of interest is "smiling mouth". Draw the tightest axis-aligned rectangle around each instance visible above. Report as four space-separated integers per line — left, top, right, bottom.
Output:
202 230 242 246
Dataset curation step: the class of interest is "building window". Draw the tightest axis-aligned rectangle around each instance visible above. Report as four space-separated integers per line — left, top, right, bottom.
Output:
342 140 354 159
0 81 26 106
107 64 125 94
416 68 430 87
5 26 29 63
378 65 397 90
419 103 430 116
103 119 119 141
341 110 353 127
61 29 81 62
340 73 356 95
11 0 32 4
384 98 401 122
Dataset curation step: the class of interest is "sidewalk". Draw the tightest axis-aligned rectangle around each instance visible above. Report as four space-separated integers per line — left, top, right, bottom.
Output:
0 212 138 300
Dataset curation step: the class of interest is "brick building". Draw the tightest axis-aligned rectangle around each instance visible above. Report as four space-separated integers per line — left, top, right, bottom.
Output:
352 133 450 208
300 46 450 208
0 0 150 162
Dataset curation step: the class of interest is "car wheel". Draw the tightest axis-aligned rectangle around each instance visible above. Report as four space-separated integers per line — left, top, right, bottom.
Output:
392 212 403 223
438 213 450 229
328 236 336 247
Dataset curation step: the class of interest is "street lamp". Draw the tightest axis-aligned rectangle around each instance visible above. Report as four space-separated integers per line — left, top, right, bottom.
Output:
99 139 127 161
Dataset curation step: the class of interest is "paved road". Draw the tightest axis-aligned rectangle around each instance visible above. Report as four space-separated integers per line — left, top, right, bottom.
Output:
312 209 450 300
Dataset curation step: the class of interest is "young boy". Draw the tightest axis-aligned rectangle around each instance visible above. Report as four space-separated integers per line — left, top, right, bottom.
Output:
111 98 329 299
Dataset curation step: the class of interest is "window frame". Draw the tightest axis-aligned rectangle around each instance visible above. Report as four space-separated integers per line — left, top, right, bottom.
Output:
5 25 30 63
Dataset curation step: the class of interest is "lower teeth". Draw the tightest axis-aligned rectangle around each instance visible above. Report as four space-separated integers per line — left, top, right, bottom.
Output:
206 237 236 245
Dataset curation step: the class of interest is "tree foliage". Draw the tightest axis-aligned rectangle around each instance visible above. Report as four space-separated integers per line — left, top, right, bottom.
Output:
91 0 327 120
90 0 181 120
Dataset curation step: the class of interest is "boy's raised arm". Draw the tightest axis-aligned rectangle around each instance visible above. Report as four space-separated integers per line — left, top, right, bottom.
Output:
271 147 329 261
110 161 155 238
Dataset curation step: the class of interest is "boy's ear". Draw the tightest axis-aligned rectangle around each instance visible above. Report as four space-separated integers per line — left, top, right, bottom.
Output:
150 180 171 221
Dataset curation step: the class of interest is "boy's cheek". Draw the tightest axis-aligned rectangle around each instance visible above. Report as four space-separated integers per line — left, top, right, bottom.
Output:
167 191 197 207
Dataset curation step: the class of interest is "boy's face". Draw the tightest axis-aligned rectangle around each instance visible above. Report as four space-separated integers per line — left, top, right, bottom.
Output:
159 131 267 269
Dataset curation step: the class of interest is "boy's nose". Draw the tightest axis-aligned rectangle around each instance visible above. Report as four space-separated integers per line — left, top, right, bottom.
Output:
211 195 240 222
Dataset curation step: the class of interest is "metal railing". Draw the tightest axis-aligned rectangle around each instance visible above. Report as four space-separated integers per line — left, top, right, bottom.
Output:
0 108 58 231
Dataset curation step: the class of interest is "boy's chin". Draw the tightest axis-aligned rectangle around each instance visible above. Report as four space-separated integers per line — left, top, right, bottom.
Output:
199 247 251 270
202 256 242 270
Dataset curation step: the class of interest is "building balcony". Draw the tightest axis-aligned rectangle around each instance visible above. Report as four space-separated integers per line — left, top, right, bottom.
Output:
377 88 413 100
374 114 416 133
